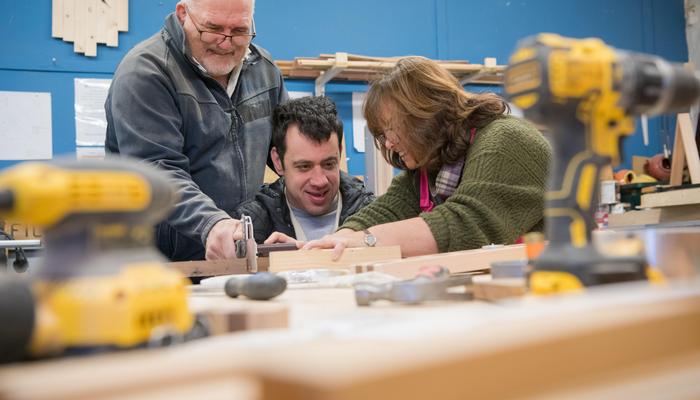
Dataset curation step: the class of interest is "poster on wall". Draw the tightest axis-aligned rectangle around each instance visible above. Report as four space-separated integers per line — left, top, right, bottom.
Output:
74 78 111 146
0 91 52 160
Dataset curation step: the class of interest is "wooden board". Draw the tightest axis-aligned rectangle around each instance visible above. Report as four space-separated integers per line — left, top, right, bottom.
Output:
51 0 64 38
670 113 700 185
72 0 86 53
83 0 98 57
608 205 700 227
168 258 270 277
62 0 75 42
361 244 526 279
116 0 129 31
190 294 289 335
268 246 402 272
473 278 527 301
2 284 700 399
640 187 700 208
255 285 700 400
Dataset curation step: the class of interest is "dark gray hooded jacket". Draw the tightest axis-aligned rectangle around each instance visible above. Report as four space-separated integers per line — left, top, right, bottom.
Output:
105 13 287 260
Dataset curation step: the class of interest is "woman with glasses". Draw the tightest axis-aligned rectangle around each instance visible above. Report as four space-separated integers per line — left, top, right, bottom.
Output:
304 56 551 258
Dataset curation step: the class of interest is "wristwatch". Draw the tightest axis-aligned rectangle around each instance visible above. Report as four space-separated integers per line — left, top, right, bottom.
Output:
363 229 377 247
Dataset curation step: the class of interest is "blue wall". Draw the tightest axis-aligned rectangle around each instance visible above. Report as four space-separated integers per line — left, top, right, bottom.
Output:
0 0 689 173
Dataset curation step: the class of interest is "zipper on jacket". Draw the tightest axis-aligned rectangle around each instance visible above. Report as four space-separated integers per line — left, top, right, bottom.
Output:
229 108 248 202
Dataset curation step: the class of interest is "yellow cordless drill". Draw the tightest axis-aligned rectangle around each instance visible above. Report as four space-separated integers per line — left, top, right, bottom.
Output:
504 33 700 294
0 158 203 363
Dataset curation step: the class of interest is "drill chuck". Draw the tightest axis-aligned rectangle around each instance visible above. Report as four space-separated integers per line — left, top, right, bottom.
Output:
619 52 700 116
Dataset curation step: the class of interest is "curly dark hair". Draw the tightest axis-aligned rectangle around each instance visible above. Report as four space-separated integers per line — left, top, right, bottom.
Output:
272 96 344 166
364 56 509 171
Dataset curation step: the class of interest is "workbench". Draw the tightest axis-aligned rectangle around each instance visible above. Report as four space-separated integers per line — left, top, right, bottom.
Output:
1 275 699 400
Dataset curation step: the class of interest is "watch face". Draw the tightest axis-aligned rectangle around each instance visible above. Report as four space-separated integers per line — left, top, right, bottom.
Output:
364 230 377 247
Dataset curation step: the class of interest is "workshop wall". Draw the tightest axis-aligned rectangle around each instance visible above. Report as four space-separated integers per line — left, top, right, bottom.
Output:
0 0 688 173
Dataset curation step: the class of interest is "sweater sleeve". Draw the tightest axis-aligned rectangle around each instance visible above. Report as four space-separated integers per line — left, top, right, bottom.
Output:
339 171 422 232
420 117 551 252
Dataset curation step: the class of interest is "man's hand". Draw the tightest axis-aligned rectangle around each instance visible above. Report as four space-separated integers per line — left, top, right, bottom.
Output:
302 229 364 261
205 218 243 260
264 232 304 248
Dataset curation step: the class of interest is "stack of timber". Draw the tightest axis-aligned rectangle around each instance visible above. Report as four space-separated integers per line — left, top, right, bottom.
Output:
276 53 504 85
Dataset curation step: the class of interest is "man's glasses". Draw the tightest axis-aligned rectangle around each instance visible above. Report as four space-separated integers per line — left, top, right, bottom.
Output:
185 5 256 46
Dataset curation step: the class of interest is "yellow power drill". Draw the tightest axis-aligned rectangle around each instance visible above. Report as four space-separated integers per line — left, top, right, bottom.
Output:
0 158 204 363
504 33 700 294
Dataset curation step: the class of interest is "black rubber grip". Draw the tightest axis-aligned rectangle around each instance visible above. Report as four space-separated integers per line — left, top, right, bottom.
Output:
0 279 35 364
0 189 14 212
224 272 287 300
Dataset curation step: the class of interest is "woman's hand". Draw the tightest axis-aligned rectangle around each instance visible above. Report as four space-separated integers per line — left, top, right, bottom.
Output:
302 229 364 260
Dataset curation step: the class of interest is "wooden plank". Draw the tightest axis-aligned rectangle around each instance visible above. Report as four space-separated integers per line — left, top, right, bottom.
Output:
0 337 259 400
669 113 700 186
168 258 270 277
72 0 86 53
678 113 700 183
116 0 129 31
94 0 108 44
268 246 401 272
83 0 98 57
190 296 289 335
51 0 64 38
364 244 526 279
257 286 700 400
104 0 120 46
473 278 527 301
61 0 75 42
608 205 700 227
640 187 700 208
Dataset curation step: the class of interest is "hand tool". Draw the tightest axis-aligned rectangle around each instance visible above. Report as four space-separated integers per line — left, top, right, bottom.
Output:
0 158 203 363
354 266 472 306
224 272 287 300
504 33 700 294
234 214 298 271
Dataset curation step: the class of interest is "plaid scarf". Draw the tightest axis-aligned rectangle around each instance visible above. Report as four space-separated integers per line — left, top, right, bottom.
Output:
420 128 476 212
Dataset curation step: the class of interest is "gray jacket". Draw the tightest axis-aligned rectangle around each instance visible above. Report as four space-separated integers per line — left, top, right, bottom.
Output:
235 172 375 243
105 13 287 261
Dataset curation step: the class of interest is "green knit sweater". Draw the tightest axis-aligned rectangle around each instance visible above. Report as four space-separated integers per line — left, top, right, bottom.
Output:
340 115 551 253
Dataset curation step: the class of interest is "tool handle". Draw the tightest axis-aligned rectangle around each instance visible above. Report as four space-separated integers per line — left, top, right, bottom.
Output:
224 273 287 301
0 279 35 363
257 242 298 257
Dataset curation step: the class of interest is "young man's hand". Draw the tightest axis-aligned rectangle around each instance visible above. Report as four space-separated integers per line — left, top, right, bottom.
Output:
205 218 243 260
264 232 304 249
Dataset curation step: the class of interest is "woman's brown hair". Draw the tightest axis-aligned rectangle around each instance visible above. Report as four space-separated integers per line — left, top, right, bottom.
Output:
364 56 509 171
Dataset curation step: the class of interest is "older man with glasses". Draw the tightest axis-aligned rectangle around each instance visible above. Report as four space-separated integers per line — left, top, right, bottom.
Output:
105 0 288 261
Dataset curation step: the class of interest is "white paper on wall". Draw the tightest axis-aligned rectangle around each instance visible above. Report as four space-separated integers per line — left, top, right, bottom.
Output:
0 91 52 160
288 91 313 99
352 92 366 152
75 78 111 146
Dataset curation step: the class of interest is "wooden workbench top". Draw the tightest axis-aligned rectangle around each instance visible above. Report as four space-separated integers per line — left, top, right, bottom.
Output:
2 280 700 400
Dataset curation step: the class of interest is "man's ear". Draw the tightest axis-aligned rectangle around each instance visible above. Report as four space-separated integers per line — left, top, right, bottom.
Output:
270 147 285 176
175 3 187 24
